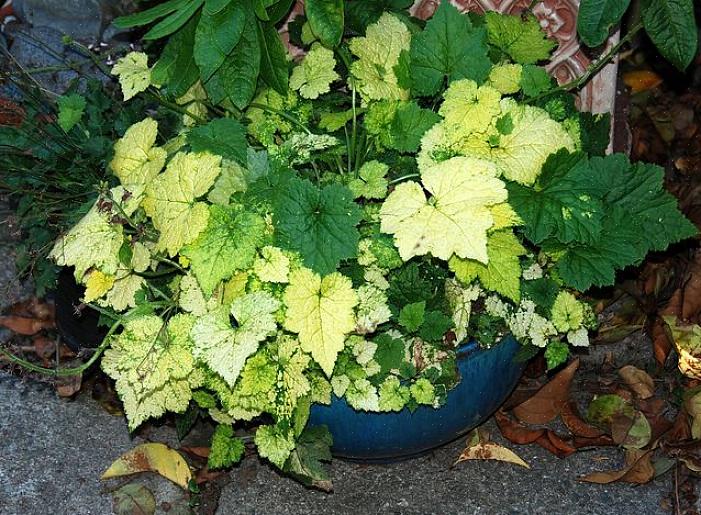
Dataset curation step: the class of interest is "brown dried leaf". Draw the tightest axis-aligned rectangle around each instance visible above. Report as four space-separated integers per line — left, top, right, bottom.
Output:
535 431 576 459
618 365 655 399
573 435 616 448
111 483 156 515
494 410 544 444
0 315 54 335
180 446 211 459
579 449 655 484
561 401 605 438
513 359 580 425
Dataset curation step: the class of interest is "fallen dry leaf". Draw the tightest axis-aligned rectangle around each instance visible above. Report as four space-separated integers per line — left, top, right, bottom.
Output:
111 483 156 515
494 410 544 444
623 70 663 93
180 446 211 459
512 359 580 425
195 465 227 485
454 429 530 469
535 431 576 459
561 401 605 438
0 315 54 335
102 443 192 489
618 365 655 399
580 449 655 484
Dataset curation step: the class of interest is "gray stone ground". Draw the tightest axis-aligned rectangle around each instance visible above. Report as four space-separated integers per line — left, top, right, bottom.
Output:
0 11 681 515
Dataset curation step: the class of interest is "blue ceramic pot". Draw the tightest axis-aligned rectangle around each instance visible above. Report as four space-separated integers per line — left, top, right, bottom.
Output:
308 335 524 462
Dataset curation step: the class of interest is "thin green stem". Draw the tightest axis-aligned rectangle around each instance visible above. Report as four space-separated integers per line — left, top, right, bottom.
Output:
248 102 312 135
389 173 420 185
146 89 209 124
532 22 644 102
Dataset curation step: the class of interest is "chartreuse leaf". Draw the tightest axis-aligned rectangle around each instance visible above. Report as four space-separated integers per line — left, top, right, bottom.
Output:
273 177 361 275
641 0 698 71
577 0 630 48
485 12 556 64
208 424 245 469
506 150 604 245
305 0 344 48
290 44 339 99
49 187 134 280
144 0 204 40
379 157 507 262
188 118 248 165
112 52 152 101
348 160 389 200
255 423 296 468
257 19 289 94
449 229 526 302
390 102 441 153
409 1 490 96
284 268 358 376
194 0 246 81
439 79 502 135
345 0 413 34
486 101 575 185
191 291 280 386
349 13 411 101
110 118 167 188
151 14 200 97
284 425 333 491
101 314 198 430
56 94 86 132
144 152 222 256
204 5 260 109
487 63 522 95
182 204 266 295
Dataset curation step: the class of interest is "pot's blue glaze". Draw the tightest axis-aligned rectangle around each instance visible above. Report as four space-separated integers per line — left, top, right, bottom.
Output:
308 335 524 461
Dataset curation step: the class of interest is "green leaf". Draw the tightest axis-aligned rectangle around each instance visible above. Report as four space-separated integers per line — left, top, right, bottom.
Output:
187 118 248 165
112 484 156 515
257 19 289 94
151 14 200 97
485 12 557 64
390 101 441 153
590 154 697 252
182 204 266 295
373 333 406 375
268 0 296 24
520 64 552 98
208 424 245 469
57 94 86 132
204 9 261 108
273 177 361 275
578 112 611 156
398 301 425 332
344 0 413 34
284 425 333 491
449 229 527 302
113 0 191 28
506 150 604 245
521 277 560 312
195 0 246 81
419 311 453 341
305 0 344 48
576 0 630 47
409 1 490 96
544 340 569 369
144 0 204 40
641 0 698 70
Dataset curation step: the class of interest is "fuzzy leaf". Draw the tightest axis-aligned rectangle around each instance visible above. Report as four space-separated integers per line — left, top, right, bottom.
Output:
188 118 247 165
290 44 339 99
143 152 222 256
380 157 507 262
485 12 556 64
112 52 152 101
110 118 167 188
273 177 361 275
181 204 266 295
284 268 358 376
390 101 441 153
191 291 280 386
57 94 86 132
409 1 490 96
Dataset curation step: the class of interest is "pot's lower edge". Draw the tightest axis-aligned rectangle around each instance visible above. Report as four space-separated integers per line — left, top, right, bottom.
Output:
309 336 525 462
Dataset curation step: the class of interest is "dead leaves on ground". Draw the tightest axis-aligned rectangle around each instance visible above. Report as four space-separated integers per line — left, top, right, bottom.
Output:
455 428 530 469
102 443 192 489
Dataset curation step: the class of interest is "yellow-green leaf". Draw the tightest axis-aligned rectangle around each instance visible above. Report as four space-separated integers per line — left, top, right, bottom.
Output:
102 443 192 489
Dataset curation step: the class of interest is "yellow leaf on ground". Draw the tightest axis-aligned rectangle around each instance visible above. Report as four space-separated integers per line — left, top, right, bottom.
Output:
622 70 663 94
454 430 530 469
102 443 192 489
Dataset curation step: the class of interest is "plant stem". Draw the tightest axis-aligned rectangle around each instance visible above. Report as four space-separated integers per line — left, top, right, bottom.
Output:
248 102 312 135
389 173 420 185
145 89 208 125
532 22 644 102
